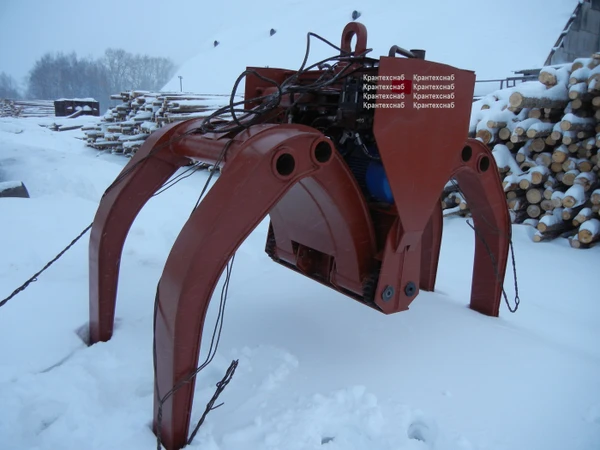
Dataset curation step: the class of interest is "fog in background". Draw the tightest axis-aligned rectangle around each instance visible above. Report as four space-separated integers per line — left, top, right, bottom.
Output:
0 0 231 108
0 0 225 83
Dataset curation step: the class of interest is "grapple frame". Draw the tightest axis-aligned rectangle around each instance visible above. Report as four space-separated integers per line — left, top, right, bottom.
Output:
88 22 510 450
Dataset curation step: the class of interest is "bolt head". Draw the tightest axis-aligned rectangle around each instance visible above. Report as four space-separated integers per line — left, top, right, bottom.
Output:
382 286 394 301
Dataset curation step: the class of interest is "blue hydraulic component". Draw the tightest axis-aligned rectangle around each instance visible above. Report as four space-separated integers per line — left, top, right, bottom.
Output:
365 161 394 204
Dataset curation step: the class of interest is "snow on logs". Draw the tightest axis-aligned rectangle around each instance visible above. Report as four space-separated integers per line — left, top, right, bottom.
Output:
83 90 237 155
453 54 600 248
0 99 55 118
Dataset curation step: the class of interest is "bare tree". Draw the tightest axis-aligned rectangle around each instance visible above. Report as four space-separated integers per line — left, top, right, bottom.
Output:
104 48 176 92
0 72 21 99
103 48 131 93
150 56 176 90
27 52 80 99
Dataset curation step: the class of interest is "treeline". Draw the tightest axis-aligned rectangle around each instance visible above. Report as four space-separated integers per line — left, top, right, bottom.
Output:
0 72 21 99
0 49 176 112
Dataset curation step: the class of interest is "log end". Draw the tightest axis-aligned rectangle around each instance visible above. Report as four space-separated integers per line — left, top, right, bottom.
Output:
562 196 577 208
532 232 545 242
475 129 493 144
578 229 594 244
509 92 524 109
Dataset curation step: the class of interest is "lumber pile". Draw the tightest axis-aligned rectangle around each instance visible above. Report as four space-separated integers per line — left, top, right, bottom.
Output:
83 90 239 155
441 181 471 218
0 99 19 117
0 99 55 118
447 54 600 248
14 99 55 117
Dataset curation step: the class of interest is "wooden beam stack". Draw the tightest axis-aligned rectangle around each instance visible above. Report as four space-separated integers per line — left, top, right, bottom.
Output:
83 90 239 155
0 99 55 118
452 54 600 248
0 99 19 117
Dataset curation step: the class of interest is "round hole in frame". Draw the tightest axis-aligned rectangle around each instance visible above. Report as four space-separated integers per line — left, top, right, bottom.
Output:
276 153 295 176
314 142 332 163
479 155 490 172
461 146 472 162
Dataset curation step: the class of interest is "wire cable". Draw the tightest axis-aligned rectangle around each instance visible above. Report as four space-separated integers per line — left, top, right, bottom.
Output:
0 224 93 308
152 162 203 197
152 161 237 448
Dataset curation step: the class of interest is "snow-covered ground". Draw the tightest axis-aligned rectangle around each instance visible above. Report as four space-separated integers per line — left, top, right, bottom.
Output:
1 115 599 450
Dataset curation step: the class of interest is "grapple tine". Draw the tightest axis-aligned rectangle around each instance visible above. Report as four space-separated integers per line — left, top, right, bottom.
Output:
453 138 511 316
151 125 333 449
89 120 197 344
419 201 443 292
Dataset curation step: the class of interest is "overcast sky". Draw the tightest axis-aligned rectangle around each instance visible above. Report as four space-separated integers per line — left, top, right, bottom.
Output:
0 0 229 85
1 0 580 91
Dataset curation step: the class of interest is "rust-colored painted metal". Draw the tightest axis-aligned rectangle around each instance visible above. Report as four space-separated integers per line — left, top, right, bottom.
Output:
88 22 510 450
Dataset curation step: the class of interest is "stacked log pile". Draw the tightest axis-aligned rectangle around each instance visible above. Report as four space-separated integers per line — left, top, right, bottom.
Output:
83 91 238 155
0 99 55 118
0 99 19 117
448 54 600 248
15 100 55 117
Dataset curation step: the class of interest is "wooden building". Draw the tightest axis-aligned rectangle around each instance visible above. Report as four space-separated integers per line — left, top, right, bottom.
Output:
545 0 600 65
54 98 100 117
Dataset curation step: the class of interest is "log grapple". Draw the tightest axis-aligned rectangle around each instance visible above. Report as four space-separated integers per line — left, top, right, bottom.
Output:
88 22 510 450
